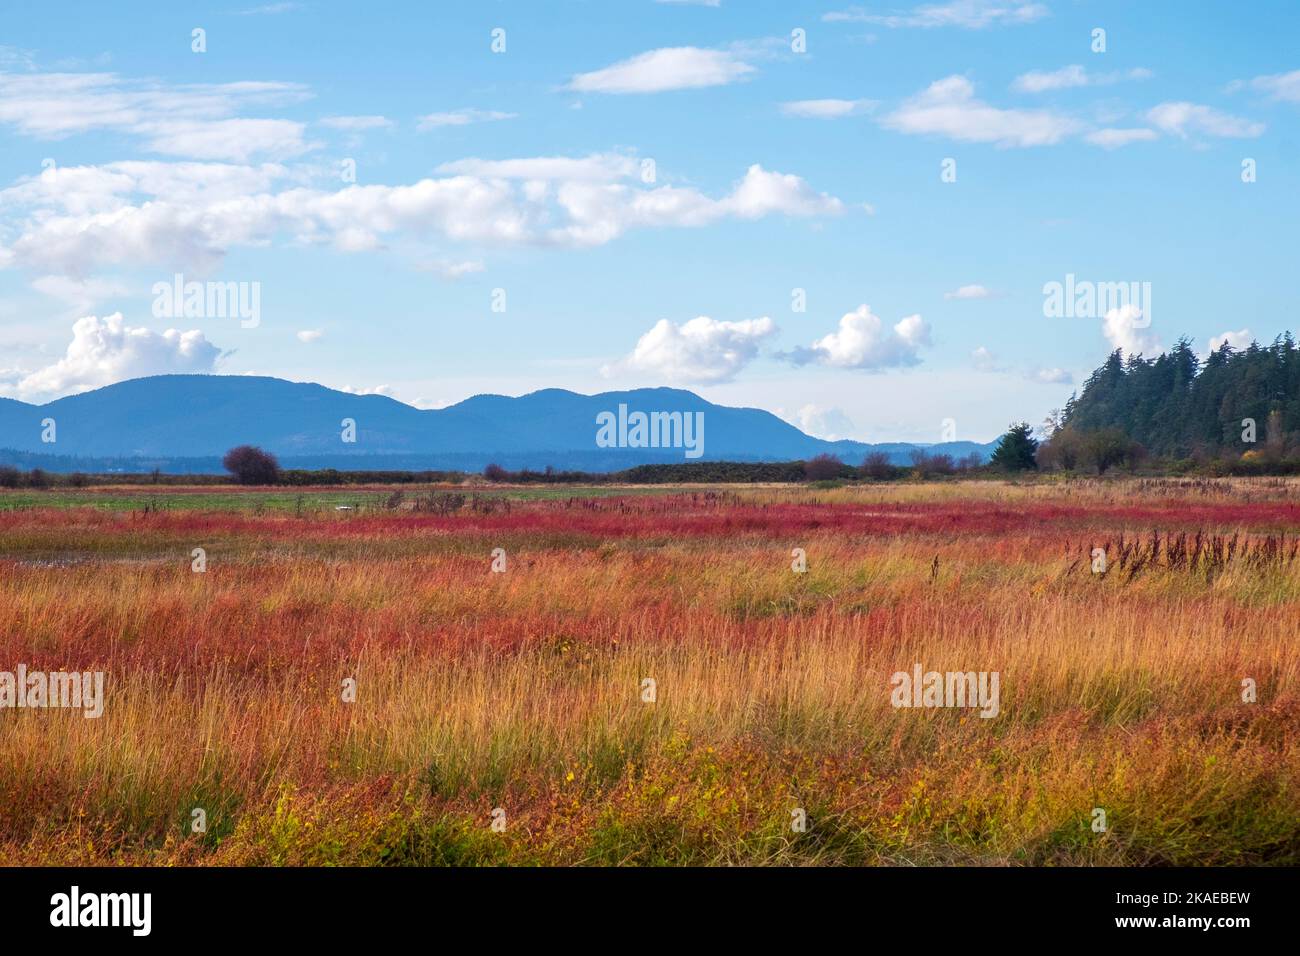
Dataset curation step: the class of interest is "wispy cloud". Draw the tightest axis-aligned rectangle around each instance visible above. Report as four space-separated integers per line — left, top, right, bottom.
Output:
1146 102 1265 138
945 284 994 300
234 3 305 15
780 98 876 118
319 115 393 131
1228 69 1300 104
1012 65 1152 93
417 108 517 130
0 70 313 160
1085 127 1158 149
824 1 1047 29
567 46 755 94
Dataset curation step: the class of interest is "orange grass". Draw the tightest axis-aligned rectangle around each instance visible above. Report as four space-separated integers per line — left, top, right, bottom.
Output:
0 480 1296 865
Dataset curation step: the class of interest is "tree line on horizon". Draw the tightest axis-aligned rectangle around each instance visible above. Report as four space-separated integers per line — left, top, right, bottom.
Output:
1036 334 1300 474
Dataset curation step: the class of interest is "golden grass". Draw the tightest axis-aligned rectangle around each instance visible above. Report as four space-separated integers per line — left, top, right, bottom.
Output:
0 480 1296 865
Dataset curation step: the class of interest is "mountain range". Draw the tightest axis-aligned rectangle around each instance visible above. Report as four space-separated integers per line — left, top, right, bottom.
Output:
0 375 996 473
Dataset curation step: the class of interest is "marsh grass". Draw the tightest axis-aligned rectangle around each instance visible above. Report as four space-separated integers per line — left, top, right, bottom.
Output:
0 480 1296 865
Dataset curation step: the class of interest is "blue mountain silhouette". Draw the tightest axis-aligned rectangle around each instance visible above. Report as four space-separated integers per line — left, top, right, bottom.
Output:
0 375 995 472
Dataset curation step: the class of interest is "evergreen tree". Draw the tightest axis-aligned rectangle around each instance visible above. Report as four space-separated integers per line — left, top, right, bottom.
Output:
1049 333 1300 461
989 422 1039 471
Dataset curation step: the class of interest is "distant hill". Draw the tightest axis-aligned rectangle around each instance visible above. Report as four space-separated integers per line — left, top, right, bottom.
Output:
0 375 997 473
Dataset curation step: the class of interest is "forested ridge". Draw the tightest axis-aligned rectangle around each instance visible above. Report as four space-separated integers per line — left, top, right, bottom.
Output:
1046 335 1300 465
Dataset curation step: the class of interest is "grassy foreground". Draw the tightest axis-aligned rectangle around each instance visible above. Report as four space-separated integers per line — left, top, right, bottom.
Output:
0 478 1296 865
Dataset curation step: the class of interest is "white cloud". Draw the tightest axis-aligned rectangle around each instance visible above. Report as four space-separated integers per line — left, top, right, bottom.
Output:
296 329 323 343
319 115 393 131
417 109 517 130
1208 329 1251 352
567 47 755 94
1030 366 1072 384
721 164 845 219
0 158 844 274
135 118 311 162
1012 65 1152 94
945 283 993 299
971 345 1001 371
1231 70 1300 104
780 404 857 441
884 75 1080 147
416 259 485 280
0 70 312 158
1146 102 1264 139
1102 304 1159 357
1085 127 1158 149
435 153 636 181
780 98 876 118
824 1 1047 29
606 315 776 384
785 304 931 370
8 313 222 400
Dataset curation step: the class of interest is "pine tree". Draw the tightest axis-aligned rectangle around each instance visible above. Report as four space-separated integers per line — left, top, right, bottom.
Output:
989 422 1039 471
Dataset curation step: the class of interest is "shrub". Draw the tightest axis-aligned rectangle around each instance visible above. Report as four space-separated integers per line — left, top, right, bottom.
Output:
222 446 281 485
803 454 844 482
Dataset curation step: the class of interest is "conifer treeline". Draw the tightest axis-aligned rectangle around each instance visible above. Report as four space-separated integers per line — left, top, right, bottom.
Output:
1047 335 1300 462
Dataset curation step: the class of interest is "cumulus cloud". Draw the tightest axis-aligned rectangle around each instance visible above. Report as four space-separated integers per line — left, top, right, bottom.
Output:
567 47 755 94
1102 304 1159 357
7 313 222 400
1146 102 1265 139
780 98 876 118
945 283 993 299
0 158 845 274
606 315 776 384
883 76 1080 147
1012 65 1152 93
783 304 931 370
296 329 323 343
417 109 517 130
1208 329 1252 352
337 383 394 397
824 1 1047 29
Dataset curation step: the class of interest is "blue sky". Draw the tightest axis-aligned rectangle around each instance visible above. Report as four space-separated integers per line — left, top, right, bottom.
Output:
1 0 1297 442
